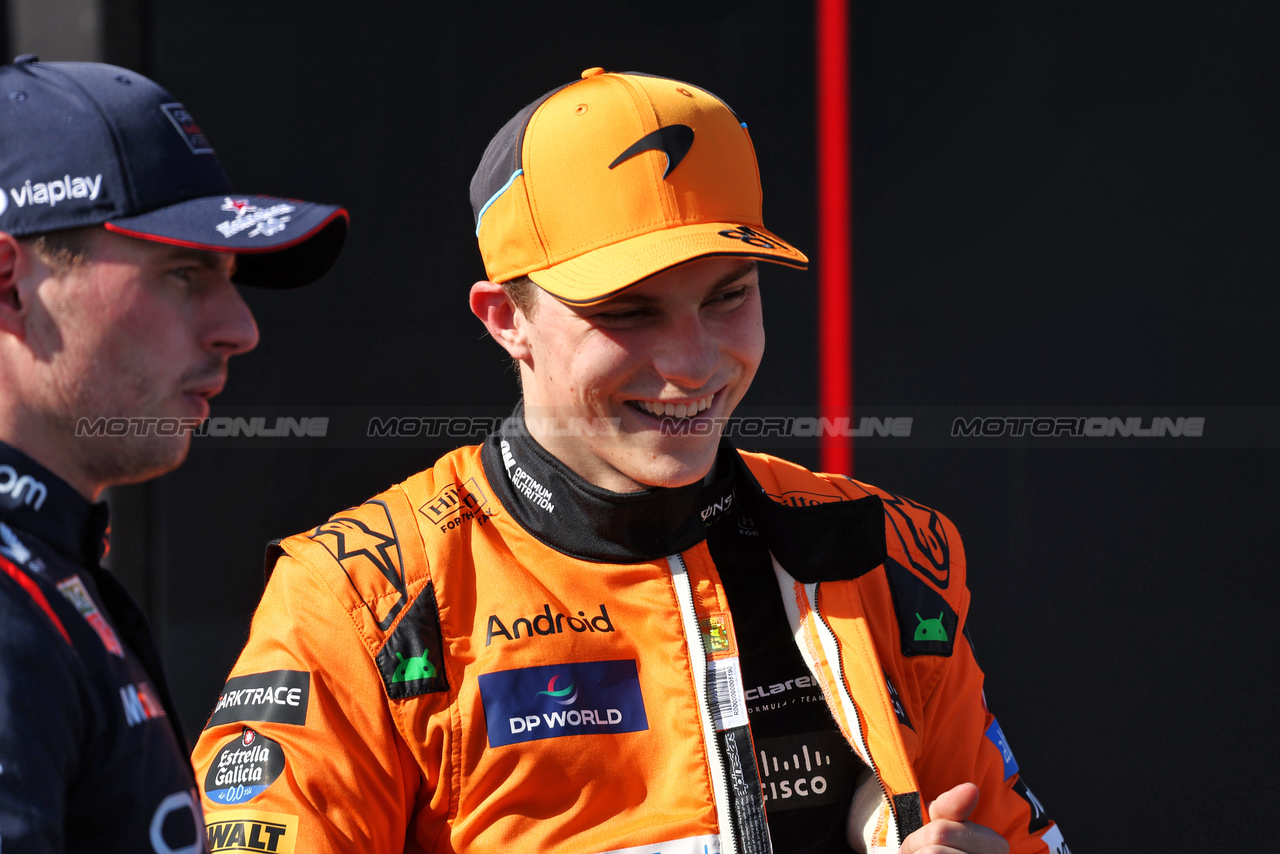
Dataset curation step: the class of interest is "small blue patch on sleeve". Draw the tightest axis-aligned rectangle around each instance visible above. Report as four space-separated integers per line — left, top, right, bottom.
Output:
985 718 1019 780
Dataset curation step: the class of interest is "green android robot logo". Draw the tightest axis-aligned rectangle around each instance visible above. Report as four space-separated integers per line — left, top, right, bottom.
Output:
914 613 948 642
391 651 437 683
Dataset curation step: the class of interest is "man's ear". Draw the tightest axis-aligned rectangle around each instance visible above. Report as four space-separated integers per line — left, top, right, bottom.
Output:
470 281 532 361
0 232 29 338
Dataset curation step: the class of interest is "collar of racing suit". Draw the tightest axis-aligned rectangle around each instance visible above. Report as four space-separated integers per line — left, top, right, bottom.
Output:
0 440 110 565
481 405 887 577
480 404 737 562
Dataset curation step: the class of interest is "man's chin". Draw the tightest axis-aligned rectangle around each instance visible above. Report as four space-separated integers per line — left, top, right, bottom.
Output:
611 445 719 491
82 434 192 488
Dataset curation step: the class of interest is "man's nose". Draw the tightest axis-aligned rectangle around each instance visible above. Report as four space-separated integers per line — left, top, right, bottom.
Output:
199 277 260 357
652 313 719 389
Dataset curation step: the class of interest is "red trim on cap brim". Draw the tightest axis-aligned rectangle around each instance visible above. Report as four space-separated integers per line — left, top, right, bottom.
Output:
103 208 350 254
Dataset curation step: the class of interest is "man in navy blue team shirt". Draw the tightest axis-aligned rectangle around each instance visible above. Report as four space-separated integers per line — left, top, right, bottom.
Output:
0 56 347 852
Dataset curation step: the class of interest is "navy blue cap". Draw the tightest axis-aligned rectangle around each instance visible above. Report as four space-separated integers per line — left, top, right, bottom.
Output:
0 57 347 288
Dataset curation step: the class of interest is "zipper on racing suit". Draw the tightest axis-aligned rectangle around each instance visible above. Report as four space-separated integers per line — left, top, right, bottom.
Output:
667 554 772 854
771 556 904 851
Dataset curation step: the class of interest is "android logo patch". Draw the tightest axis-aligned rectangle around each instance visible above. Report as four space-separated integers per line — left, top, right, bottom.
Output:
375 581 450 699
914 613 948 642
392 651 436 683
883 556 958 657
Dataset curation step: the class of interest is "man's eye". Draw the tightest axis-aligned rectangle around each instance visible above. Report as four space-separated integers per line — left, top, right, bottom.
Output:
597 308 650 322
711 286 749 306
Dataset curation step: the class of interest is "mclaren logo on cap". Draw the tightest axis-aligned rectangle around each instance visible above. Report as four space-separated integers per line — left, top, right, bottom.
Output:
608 125 695 179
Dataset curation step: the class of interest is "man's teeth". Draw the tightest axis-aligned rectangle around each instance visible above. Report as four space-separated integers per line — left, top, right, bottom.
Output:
634 395 714 418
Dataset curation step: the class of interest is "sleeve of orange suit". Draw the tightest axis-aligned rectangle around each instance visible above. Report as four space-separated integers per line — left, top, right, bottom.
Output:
913 628 1067 854
191 554 430 853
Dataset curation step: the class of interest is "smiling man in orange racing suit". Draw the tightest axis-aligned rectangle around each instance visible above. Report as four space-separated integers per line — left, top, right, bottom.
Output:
192 69 1066 854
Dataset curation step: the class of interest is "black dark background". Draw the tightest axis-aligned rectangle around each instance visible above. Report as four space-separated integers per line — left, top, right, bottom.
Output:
24 1 1280 849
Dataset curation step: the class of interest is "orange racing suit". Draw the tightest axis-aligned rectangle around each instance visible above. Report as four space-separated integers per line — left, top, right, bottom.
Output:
192 420 1065 854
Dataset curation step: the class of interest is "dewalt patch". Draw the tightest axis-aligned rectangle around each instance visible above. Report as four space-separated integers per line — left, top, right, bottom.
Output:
205 808 298 853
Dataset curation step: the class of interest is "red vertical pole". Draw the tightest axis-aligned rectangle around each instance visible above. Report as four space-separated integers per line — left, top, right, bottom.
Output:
816 0 853 476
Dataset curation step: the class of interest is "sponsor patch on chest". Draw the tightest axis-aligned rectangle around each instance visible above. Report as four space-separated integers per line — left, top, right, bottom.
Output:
478 659 648 747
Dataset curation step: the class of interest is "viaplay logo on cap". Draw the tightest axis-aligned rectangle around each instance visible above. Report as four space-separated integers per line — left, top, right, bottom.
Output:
478 659 648 747
0 174 104 217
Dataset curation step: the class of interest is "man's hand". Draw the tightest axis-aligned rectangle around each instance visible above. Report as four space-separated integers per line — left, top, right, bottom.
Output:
898 783 1009 854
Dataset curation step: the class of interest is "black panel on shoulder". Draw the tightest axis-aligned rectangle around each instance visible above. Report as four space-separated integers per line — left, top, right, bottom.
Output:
883 557 958 658
376 581 449 699
1012 777 1053 834
731 454 886 582
263 539 284 584
892 792 924 838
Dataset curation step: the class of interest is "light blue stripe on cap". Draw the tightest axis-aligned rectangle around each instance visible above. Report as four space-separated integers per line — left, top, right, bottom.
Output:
475 168 524 237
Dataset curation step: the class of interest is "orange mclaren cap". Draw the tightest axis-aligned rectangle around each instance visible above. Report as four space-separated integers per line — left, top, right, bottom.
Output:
470 68 809 304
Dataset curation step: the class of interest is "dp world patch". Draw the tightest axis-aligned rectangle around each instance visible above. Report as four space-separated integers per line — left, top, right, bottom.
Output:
479 659 648 747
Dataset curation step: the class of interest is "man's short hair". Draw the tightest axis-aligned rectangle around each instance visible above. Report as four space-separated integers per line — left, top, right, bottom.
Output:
502 276 539 319
19 227 100 278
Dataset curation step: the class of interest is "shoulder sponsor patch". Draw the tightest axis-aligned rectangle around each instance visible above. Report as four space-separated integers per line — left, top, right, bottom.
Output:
309 499 408 631
205 728 286 806
206 808 298 854
882 557 957 657
55 574 124 656
479 659 649 747
984 718 1019 780
418 476 496 533
766 488 844 508
206 670 310 729
375 581 449 699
